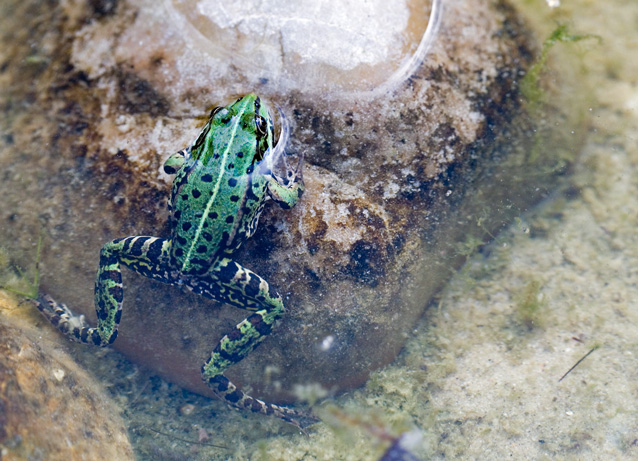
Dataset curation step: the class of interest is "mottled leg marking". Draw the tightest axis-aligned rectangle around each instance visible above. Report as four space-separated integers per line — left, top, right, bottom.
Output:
33 236 171 347
198 258 318 429
33 294 103 345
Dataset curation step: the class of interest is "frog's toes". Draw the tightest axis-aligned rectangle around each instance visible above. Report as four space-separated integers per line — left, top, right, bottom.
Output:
289 411 321 431
67 312 88 330
33 294 87 328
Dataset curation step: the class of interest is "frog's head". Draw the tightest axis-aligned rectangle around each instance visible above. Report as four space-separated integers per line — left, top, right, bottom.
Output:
189 94 280 172
235 93 276 163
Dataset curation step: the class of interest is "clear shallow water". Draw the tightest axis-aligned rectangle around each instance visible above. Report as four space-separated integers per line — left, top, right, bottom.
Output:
1 0 636 459
104 2 638 459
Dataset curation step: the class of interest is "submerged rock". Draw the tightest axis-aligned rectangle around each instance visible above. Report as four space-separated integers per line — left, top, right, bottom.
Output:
0 299 133 460
0 0 584 406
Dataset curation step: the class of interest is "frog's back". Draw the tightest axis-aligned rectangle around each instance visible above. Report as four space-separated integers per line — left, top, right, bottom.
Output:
169 94 271 274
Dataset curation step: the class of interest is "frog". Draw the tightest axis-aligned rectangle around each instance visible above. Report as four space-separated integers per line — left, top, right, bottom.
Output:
32 93 317 429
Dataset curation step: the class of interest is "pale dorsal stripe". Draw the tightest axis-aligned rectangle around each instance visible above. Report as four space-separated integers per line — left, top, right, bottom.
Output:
183 101 247 270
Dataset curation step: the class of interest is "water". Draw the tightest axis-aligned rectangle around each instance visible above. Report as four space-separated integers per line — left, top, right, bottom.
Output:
1 0 636 459
118 1 638 458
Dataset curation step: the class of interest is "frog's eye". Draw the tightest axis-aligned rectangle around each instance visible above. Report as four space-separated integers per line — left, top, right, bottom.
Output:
255 115 268 137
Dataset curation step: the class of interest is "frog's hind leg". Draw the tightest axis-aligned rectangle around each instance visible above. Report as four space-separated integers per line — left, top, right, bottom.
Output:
34 236 172 347
191 258 318 429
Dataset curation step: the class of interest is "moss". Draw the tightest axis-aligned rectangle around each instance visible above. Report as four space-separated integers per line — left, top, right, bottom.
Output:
0 236 41 299
520 23 602 166
514 279 546 331
520 23 602 111
455 234 485 258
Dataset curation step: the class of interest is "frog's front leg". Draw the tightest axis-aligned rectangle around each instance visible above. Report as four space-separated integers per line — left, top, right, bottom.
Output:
267 153 304 209
189 257 317 429
34 236 171 346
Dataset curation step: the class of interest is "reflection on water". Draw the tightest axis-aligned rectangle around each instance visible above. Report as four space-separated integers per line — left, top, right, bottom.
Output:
167 0 435 93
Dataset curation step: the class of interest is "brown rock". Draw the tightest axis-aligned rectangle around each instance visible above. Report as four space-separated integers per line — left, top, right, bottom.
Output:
0 300 133 460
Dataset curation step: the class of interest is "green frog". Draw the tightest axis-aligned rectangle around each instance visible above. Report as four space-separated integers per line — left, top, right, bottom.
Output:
33 94 316 428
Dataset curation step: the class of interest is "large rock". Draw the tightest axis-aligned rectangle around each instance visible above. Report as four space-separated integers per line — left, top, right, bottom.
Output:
0 0 584 404
0 298 133 460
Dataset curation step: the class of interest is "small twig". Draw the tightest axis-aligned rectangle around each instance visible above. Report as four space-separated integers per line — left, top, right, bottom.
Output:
558 344 600 382
133 425 228 449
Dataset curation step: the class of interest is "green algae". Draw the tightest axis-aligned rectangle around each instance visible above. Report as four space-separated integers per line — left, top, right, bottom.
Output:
0 235 41 299
520 23 602 112
514 279 546 331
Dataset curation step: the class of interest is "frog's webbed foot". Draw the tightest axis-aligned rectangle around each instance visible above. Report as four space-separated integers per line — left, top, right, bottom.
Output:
281 151 304 186
32 294 108 346
289 408 321 432
282 149 303 175
267 152 304 209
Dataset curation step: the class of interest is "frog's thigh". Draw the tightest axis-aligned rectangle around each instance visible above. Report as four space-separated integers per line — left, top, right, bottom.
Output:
189 258 284 315
196 258 312 426
96 236 172 319
112 236 173 283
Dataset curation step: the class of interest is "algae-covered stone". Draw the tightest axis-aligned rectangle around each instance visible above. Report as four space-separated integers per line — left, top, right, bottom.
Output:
0 0 585 408
0 297 133 460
